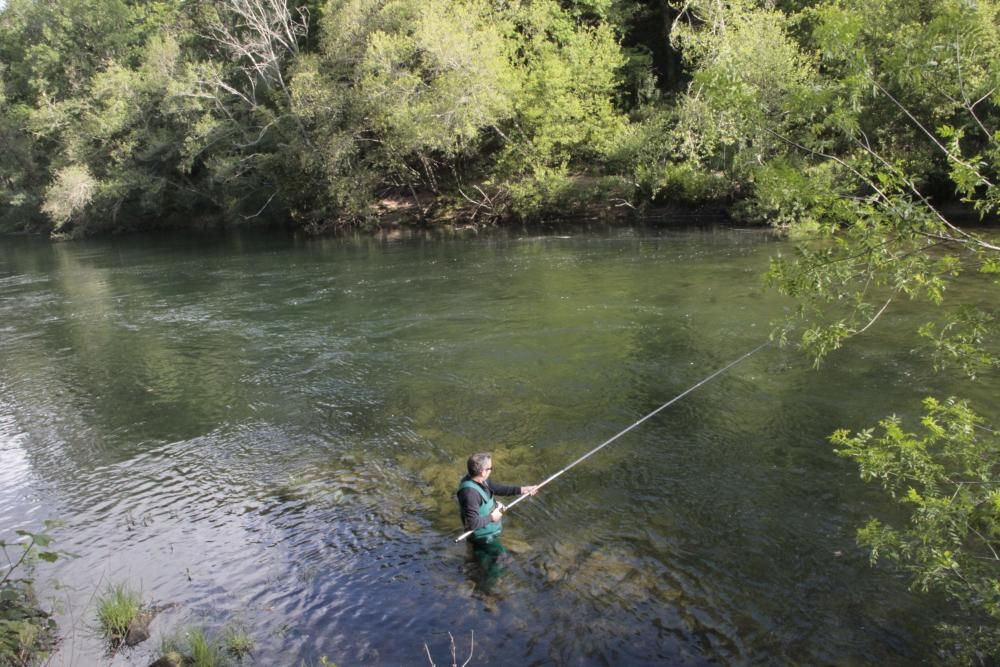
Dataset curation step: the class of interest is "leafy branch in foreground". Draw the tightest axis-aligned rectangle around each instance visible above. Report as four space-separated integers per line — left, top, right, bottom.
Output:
1 521 68 666
832 398 1000 664
665 1 1000 662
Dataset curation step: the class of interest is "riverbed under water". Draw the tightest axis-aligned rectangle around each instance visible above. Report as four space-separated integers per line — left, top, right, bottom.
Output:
1 226 995 665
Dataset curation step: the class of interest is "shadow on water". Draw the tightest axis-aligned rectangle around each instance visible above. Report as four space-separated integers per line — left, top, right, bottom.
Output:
0 226 987 665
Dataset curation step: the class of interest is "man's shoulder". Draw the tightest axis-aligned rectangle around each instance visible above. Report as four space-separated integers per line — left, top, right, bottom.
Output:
457 478 486 503
456 476 476 496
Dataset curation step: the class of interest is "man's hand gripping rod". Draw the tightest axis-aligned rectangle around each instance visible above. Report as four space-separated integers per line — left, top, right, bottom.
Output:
454 341 769 543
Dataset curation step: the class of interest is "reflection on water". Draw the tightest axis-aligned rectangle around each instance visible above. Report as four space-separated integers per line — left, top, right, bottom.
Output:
0 228 993 665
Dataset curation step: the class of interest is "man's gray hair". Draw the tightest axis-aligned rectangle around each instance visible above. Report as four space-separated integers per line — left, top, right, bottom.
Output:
467 452 492 477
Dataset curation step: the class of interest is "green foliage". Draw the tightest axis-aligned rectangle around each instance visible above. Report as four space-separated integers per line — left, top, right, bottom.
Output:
506 168 632 220
359 1 515 153
0 0 136 102
220 622 254 660
288 0 523 221
487 0 630 215
654 1 1000 661
607 109 724 203
0 0 993 239
832 398 1000 663
40 164 96 233
189 628 226 667
617 0 824 206
158 625 235 667
95 582 142 647
286 0 632 223
668 0 817 182
0 0 640 230
0 0 225 236
503 14 626 168
764 195 975 365
919 307 1000 380
686 0 1000 371
0 523 65 666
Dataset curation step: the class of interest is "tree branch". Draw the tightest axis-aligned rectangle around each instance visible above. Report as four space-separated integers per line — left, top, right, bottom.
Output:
850 298 893 338
870 77 994 188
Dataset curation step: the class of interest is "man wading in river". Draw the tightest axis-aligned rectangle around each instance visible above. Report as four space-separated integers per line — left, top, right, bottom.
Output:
457 452 538 592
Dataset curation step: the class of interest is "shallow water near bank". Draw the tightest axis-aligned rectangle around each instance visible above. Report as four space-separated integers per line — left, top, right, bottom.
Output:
1 226 995 665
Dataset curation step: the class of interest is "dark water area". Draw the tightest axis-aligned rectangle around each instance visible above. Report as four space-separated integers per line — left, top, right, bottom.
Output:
0 226 995 665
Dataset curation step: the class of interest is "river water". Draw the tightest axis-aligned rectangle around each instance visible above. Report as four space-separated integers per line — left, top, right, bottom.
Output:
0 226 994 665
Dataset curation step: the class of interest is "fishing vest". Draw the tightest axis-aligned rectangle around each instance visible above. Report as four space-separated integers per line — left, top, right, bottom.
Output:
459 480 502 541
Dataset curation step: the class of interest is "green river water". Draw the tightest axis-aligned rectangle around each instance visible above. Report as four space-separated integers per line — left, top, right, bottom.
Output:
1 226 995 665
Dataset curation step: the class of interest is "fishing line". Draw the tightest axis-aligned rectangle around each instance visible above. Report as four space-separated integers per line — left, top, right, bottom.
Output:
455 340 772 543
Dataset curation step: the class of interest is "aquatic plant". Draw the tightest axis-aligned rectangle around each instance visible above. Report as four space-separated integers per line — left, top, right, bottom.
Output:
95 582 142 647
153 631 187 667
188 627 226 667
154 626 230 667
221 622 254 660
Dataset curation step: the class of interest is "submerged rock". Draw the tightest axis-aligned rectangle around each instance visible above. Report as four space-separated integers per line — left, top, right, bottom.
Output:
148 651 186 667
503 537 532 554
125 608 156 646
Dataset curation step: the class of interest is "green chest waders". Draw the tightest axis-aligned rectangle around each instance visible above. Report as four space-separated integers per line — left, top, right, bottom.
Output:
458 480 502 543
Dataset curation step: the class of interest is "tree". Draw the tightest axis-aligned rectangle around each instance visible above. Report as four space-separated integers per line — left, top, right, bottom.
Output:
0 0 639 232
0 0 226 235
287 0 630 225
0 0 139 232
761 0 1000 369
287 0 522 223
665 0 999 661
831 398 1000 664
494 1 629 217
622 0 816 204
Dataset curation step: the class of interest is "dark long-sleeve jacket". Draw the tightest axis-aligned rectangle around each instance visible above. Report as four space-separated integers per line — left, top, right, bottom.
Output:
456 475 523 531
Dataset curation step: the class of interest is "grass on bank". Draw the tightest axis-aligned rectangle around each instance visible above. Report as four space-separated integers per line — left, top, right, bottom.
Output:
157 628 224 667
155 623 253 667
220 623 255 660
95 582 142 646
188 628 227 666
153 625 342 666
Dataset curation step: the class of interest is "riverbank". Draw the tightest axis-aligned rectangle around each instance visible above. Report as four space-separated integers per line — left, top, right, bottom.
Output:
4 191 742 241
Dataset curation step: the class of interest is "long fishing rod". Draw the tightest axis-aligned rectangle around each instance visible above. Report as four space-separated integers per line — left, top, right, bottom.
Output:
455 340 771 543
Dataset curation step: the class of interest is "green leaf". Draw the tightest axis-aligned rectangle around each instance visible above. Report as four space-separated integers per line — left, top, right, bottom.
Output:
37 552 58 563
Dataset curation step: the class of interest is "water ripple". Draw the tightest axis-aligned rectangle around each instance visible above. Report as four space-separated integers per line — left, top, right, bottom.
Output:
0 229 976 665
